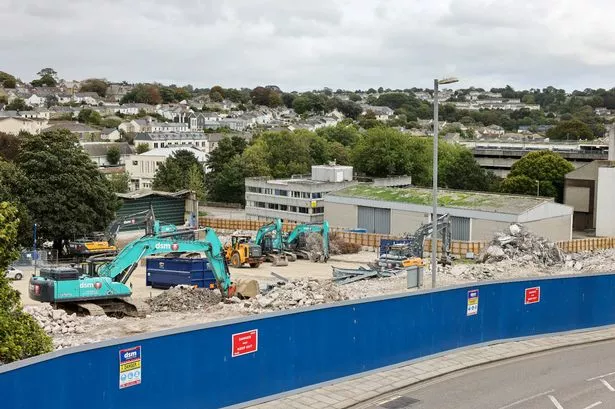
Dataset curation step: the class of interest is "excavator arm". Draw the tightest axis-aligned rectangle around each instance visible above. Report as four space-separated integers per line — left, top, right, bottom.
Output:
96 228 235 296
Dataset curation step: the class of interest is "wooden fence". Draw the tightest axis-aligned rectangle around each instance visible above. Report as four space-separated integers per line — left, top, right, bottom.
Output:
198 217 615 258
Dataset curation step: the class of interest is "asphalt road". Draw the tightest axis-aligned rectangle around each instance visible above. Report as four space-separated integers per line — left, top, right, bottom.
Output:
358 339 615 409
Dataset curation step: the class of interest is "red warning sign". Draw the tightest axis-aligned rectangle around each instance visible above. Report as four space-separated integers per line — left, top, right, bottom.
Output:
524 287 541 304
232 329 258 357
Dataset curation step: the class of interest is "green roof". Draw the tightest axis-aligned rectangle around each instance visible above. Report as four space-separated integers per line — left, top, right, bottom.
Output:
329 184 551 214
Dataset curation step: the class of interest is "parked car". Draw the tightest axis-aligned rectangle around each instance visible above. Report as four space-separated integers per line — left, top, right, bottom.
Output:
6 266 24 280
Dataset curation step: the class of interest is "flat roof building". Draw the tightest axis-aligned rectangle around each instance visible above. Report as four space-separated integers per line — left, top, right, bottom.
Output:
324 185 573 241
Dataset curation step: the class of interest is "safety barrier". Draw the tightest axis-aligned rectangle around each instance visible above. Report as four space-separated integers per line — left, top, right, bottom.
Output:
3 272 615 409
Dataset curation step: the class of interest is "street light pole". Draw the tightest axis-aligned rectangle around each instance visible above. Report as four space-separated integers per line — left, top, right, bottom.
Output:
536 180 540 197
431 79 439 289
431 77 459 289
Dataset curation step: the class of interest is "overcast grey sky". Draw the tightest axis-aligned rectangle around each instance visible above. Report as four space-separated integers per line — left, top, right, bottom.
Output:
2 0 615 91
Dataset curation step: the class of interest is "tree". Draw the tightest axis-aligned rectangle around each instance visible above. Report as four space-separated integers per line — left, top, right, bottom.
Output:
292 96 312 115
317 124 360 147
153 150 206 194
31 68 58 87
0 133 21 161
438 144 491 190
5 98 30 111
352 127 416 178
16 129 119 251
108 172 130 193
106 146 121 165
77 108 102 125
250 86 282 107
187 164 206 201
546 119 594 140
136 143 149 154
45 95 58 108
282 93 296 108
500 151 574 201
101 118 122 128
0 160 33 245
209 90 223 102
120 84 162 105
348 93 362 102
0 71 17 88
0 201 53 364
79 78 108 97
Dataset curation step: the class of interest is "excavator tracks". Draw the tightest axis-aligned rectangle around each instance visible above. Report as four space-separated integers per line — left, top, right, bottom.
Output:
57 297 150 318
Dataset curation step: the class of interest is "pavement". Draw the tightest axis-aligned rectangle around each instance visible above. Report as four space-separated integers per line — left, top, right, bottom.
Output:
243 326 615 409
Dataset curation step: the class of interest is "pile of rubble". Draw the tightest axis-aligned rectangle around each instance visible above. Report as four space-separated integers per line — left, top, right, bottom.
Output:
245 279 348 311
24 304 87 336
478 224 564 266
306 232 361 255
146 285 222 312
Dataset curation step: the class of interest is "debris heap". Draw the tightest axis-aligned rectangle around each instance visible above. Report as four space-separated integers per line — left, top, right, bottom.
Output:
306 232 361 255
246 279 348 311
146 285 222 312
24 304 87 335
478 224 564 266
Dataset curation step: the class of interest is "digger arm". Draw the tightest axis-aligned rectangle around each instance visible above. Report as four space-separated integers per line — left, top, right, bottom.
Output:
96 228 235 297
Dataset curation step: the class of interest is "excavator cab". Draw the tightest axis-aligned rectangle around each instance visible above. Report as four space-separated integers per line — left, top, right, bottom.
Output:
224 235 263 268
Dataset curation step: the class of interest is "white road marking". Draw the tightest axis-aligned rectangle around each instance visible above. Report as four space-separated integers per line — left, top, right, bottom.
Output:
548 395 565 409
587 371 615 381
582 402 602 409
497 390 555 409
376 395 401 405
600 379 615 392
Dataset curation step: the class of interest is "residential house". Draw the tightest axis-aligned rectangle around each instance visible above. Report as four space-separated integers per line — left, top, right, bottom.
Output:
49 106 81 119
119 118 149 133
25 93 46 107
56 93 73 104
133 132 210 151
0 110 50 120
45 122 101 141
73 92 100 105
518 125 554 134
118 103 155 115
81 142 134 167
0 117 48 135
92 105 121 116
187 111 222 130
477 125 505 138
156 104 193 122
101 128 121 141
107 84 135 102
125 146 208 190
361 105 394 121
150 122 189 132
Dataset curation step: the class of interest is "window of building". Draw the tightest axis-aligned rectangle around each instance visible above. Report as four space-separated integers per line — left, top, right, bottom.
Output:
289 206 297 213
132 160 138 166
311 192 323 199
153 143 158 148
263 188 273 195
313 207 324 214
275 189 288 196
279 205 288 211
292 191 301 198
268 203 277 210
298 207 309 214
301 192 310 199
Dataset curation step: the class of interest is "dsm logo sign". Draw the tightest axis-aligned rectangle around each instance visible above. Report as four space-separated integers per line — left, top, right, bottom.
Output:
119 346 141 363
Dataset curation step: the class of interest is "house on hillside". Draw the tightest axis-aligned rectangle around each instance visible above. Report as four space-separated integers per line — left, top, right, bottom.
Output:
125 146 208 190
81 142 135 167
0 117 48 135
101 128 121 141
45 122 101 141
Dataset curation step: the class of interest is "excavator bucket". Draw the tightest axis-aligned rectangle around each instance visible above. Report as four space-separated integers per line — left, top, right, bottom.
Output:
271 255 289 267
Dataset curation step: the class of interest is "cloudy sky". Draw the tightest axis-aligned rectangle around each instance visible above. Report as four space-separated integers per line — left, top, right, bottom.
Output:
2 0 615 91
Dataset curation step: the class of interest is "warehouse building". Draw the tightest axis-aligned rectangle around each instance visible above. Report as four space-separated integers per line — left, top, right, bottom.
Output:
116 189 198 230
245 165 412 223
324 185 573 241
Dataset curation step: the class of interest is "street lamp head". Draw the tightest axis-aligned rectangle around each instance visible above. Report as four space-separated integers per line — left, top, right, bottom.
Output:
437 77 459 85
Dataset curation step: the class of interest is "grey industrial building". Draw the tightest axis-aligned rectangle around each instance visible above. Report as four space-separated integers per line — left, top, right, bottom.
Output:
324 185 573 241
244 165 412 223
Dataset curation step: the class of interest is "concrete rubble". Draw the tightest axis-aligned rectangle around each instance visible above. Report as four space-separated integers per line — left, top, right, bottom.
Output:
241 279 348 312
146 285 222 312
478 224 564 266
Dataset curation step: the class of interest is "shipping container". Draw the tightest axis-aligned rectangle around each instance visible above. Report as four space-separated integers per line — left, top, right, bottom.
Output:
146 257 216 289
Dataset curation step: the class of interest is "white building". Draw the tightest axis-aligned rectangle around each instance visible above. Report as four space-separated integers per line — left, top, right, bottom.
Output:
125 146 208 190
149 122 189 132
133 132 211 151
0 117 48 135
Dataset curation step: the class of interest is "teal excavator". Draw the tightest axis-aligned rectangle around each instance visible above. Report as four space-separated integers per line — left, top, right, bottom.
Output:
284 221 330 262
254 219 295 266
29 210 234 317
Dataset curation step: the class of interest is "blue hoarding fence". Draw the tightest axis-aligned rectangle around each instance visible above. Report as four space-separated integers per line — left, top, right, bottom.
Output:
3 273 615 409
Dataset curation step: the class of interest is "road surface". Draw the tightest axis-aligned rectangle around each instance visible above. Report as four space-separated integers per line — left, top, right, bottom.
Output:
357 339 615 409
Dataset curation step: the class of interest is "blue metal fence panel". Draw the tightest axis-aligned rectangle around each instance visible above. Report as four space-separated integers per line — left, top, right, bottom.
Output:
3 273 615 409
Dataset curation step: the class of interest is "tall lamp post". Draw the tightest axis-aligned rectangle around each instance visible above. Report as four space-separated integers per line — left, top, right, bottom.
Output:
432 77 459 289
